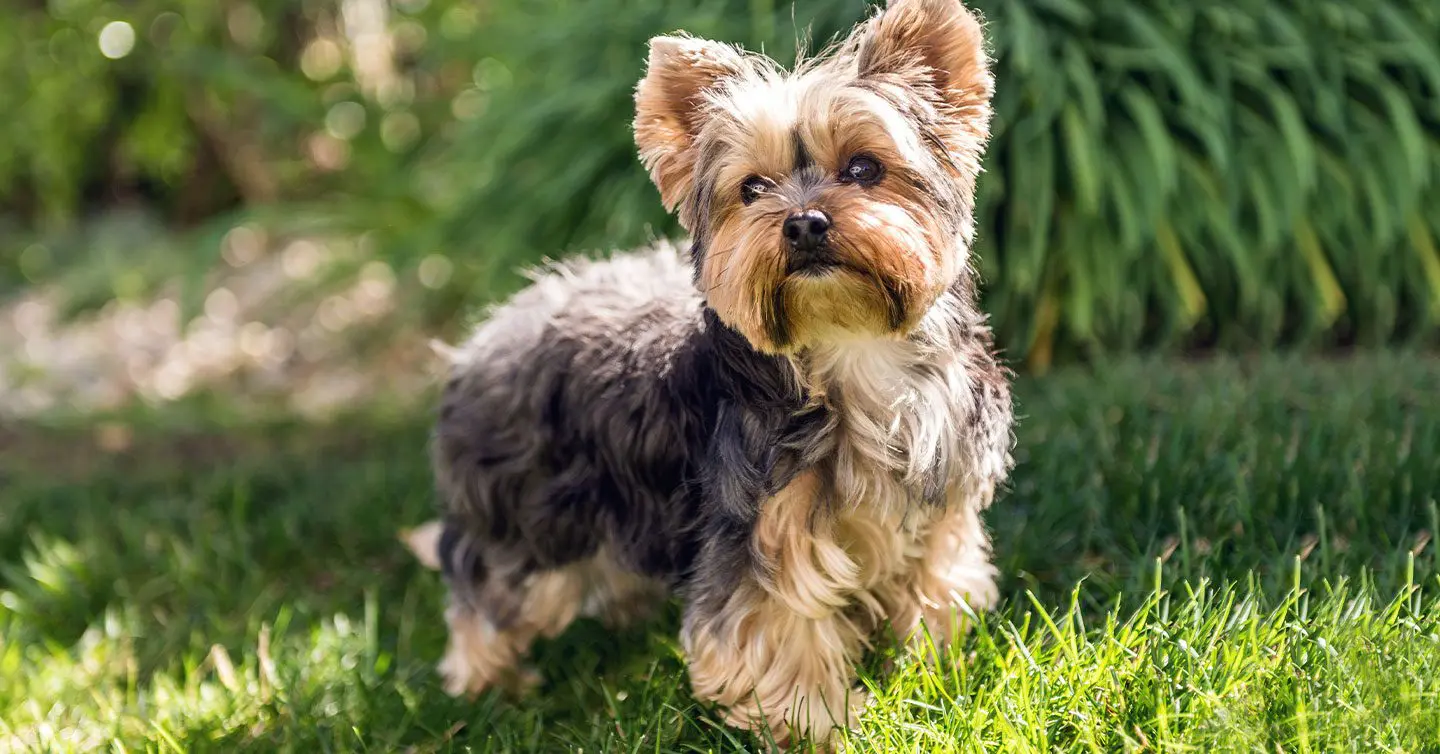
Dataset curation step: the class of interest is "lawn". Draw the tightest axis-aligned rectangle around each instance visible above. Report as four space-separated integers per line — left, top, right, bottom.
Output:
1 354 1438 752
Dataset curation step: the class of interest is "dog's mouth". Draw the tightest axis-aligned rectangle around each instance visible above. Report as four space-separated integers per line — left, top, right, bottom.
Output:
785 246 846 277
787 259 843 277
764 249 909 352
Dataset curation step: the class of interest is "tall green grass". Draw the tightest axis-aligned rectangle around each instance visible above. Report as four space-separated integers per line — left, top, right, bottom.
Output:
419 0 1440 366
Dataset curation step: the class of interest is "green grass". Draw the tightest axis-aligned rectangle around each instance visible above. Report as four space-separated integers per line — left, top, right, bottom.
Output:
2 354 1438 752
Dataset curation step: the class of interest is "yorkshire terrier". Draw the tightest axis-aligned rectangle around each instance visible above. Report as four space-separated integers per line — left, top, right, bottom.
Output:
403 0 1013 744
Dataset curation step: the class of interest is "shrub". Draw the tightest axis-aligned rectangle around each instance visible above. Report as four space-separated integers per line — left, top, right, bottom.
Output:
5 0 1438 366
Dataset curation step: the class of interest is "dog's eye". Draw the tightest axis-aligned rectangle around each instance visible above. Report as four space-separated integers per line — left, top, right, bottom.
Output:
842 155 883 185
740 175 771 205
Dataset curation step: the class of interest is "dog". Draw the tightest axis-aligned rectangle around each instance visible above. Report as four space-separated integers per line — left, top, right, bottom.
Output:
402 0 1013 744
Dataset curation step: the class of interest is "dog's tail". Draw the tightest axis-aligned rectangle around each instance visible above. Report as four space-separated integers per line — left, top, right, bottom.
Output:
399 519 445 571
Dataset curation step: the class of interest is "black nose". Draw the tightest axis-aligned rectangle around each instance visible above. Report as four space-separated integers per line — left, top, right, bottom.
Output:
782 209 831 251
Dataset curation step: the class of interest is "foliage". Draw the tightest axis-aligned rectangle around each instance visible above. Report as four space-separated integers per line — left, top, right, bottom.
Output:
1 354 1437 749
2 0 313 225
427 0 1440 364
3 1 1439 365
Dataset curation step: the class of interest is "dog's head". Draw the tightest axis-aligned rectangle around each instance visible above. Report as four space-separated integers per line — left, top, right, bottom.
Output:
634 0 993 354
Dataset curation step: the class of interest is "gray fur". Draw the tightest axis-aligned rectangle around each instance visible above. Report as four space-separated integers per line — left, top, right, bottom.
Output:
433 244 819 615
431 241 1012 628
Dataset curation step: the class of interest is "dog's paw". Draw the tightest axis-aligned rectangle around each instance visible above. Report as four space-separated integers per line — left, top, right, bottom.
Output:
438 655 540 698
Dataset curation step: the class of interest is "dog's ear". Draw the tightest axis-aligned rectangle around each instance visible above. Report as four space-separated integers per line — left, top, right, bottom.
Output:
856 0 992 118
634 35 747 212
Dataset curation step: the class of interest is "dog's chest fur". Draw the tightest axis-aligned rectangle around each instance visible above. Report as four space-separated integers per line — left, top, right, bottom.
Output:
760 328 988 605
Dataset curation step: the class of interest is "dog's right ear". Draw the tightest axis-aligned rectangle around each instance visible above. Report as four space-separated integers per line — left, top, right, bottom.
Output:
634 35 747 213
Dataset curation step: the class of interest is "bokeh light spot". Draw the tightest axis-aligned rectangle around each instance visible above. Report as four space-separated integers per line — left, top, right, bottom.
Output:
451 89 487 121
282 240 325 280
19 245 50 282
418 255 453 289
307 133 352 172
381 112 420 152
301 38 344 81
227 3 265 48
395 21 428 54
221 226 265 267
472 58 512 91
204 288 239 323
98 21 136 59
326 101 367 140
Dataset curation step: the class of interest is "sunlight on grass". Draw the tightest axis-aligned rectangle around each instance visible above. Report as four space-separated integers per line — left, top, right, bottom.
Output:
1 355 1437 751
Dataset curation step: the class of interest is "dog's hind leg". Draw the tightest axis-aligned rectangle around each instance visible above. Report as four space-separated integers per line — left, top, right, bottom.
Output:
430 536 664 696
576 548 669 629
438 558 588 696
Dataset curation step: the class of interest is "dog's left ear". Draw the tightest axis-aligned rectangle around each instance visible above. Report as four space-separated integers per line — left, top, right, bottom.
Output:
856 0 993 121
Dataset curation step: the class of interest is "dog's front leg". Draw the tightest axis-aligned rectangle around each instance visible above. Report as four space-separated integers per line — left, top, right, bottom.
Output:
681 471 866 746
877 483 1000 659
683 596 865 747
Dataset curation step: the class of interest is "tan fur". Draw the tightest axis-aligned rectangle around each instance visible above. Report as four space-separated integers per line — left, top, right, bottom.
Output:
684 322 1005 738
696 84 953 353
399 520 444 571
686 35 977 355
439 569 579 696
634 0 993 357
441 609 536 696
683 581 868 746
701 202 792 352
676 5 1003 740
858 0 994 157
438 549 664 696
634 36 750 212
686 468 997 744
683 473 894 744
874 490 999 652
753 471 863 620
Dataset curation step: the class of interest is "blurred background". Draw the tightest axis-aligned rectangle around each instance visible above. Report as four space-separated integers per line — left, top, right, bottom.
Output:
2 0 1438 417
